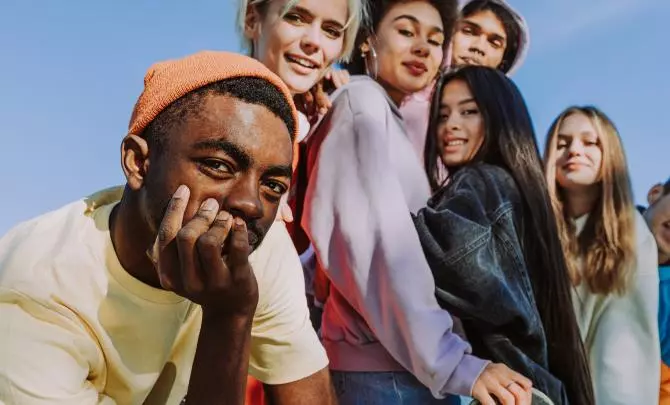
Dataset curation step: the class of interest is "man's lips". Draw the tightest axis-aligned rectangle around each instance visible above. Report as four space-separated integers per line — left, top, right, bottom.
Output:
459 55 482 65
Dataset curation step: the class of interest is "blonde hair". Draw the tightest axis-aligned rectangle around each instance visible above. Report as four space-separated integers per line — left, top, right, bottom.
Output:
236 0 365 62
544 106 636 295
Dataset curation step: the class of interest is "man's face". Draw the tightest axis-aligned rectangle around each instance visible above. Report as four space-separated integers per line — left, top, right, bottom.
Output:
142 94 293 251
450 9 507 69
645 184 670 264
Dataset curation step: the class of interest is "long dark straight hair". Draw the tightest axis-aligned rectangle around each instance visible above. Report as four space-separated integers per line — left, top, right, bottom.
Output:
424 66 595 405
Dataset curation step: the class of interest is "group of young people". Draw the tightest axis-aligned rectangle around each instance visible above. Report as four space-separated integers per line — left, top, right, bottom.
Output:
0 0 667 405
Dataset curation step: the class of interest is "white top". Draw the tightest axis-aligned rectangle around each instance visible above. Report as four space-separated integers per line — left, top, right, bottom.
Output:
572 211 660 405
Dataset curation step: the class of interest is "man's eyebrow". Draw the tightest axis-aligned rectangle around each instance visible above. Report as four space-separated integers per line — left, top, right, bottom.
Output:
264 165 293 180
192 139 253 169
461 20 481 30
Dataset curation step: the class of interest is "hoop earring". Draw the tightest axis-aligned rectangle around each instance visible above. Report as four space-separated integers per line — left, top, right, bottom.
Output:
363 46 379 80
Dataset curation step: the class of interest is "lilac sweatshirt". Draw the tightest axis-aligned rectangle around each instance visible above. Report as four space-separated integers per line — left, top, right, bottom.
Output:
301 76 488 398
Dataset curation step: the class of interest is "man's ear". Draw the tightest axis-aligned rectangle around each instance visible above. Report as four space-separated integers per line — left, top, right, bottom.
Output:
648 183 665 205
244 3 262 42
121 134 150 191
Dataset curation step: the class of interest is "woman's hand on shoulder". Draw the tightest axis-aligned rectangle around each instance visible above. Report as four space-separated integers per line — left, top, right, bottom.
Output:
471 363 533 405
294 68 351 124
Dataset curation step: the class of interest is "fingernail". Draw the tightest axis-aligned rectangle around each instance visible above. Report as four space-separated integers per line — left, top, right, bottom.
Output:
217 211 230 221
234 217 245 227
175 185 189 198
201 198 218 211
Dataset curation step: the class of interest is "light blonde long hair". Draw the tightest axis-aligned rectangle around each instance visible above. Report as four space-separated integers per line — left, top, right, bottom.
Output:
236 0 365 62
544 106 636 295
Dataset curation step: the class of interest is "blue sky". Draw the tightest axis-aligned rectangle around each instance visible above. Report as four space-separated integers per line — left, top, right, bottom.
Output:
1 0 668 234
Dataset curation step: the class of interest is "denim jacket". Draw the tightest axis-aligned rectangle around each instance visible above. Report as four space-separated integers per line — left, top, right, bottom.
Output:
413 163 569 405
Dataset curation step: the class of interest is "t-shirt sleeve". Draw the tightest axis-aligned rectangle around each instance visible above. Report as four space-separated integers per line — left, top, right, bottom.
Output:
0 288 116 405
247 222 328 385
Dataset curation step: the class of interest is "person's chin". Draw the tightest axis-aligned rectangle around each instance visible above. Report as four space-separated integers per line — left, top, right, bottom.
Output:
279 68 317 94
399 75 432 94
562 176 597 190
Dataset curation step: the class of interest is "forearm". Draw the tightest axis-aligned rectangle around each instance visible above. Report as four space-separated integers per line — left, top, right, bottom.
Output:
186 313 254 405
264 368 337 405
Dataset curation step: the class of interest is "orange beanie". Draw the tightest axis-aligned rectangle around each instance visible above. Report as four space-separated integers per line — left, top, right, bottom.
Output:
128 50 300 168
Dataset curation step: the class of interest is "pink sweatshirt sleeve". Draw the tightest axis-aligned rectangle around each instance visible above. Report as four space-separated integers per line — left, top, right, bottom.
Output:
302 84 488 398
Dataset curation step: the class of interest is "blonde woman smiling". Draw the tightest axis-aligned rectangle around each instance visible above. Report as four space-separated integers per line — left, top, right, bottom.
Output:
544 106 660 405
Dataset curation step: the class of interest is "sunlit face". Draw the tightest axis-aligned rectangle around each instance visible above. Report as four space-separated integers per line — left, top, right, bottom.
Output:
247 0 348 94
141 95 293 251
450 9 507 69
553 112 603 192
646 185 670 264
370 1 445 102
436 78 485 167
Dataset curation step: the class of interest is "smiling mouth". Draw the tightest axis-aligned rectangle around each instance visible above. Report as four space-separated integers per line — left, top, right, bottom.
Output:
564 162 589 170
285 54 319 70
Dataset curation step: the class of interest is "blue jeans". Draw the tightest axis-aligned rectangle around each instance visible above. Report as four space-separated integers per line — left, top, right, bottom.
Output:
331 371 460 405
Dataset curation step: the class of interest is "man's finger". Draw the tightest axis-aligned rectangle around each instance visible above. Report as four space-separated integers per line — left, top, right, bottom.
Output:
157 185 190 249
197 211 233 285
176 198 219 293
227 218 252 274
152 185 190 290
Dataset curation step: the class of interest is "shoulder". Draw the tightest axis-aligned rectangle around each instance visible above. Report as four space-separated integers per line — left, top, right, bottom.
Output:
436 164 519 207
330 76 392 119
0 188 121 300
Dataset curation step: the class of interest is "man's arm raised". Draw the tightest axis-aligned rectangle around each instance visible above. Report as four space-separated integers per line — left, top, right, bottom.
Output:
150 185 260 405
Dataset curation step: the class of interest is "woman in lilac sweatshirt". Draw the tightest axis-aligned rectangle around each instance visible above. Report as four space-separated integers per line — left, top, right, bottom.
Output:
301 0 532 404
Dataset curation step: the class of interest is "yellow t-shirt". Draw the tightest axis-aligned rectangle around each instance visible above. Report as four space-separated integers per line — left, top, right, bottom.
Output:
0 187 327 405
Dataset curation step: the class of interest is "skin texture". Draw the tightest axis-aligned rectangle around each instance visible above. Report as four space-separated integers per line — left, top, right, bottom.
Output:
364 1 445 105
245 0 348 95
451 10 507 69
646 184 670 265
111 94 333 404
436 78 485 167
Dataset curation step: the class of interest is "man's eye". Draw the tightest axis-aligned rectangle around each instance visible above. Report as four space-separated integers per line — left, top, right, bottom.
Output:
264 180 287 195
202 159 231 173
461 26 475 35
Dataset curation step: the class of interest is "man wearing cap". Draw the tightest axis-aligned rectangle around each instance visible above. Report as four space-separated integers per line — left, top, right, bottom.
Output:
0 51 332 405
